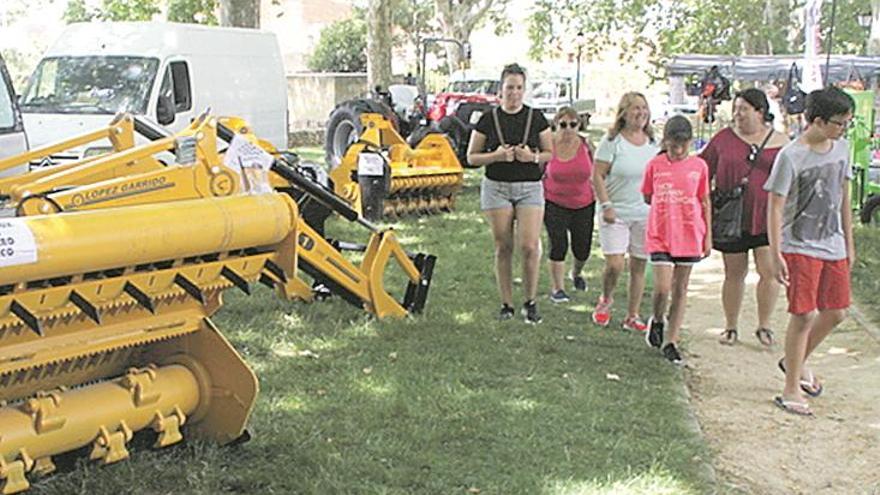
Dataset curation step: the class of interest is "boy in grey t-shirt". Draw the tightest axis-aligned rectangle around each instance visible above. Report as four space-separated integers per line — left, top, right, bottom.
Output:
764 87 856 417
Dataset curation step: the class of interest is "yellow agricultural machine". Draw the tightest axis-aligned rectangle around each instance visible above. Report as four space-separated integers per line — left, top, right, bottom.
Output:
329 113 464 221
0 113 435 319
0 114 436 493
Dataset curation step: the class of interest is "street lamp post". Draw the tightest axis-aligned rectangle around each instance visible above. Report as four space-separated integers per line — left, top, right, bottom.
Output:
575 31 585 99
857 12 872 55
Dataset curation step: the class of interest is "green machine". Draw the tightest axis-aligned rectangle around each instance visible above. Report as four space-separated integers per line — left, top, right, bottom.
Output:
845 89 880 224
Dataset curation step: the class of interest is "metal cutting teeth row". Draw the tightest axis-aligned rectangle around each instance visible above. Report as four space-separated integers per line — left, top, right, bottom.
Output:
0 324 192 382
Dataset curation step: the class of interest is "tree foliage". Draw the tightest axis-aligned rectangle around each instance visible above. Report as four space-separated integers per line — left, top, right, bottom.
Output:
63 0 161 22
308 18 368 73
63 0 217 24
167 0 218 24
528 0 873 62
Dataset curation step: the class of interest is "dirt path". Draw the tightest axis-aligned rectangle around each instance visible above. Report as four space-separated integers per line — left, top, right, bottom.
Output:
682 253 880 494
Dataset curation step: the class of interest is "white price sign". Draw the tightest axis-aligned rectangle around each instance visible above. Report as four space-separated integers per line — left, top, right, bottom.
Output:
357 153 386 177
0 219 38 267
223 134 274 172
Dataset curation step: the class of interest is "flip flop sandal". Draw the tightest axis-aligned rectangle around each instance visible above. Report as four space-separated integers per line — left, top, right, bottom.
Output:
777 358 824 397
774 396 813 416
800 372 824 398
755 327 775 346
719 328 738 345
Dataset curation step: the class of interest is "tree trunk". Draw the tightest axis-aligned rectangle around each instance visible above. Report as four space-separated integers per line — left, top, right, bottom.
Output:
219 0 260 29
870 0 880 55
367 0 393 89
434 0 496 73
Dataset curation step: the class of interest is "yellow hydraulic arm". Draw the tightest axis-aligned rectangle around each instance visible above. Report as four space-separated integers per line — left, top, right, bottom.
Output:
0 113 163 198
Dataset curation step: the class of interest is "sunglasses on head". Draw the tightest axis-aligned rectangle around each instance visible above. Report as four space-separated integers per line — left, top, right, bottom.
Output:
557 121 579 129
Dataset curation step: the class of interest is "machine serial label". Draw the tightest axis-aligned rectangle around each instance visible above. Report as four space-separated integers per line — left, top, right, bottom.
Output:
0 219 38 267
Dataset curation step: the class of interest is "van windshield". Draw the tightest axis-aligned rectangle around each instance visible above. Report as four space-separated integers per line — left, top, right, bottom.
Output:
20 56 159 114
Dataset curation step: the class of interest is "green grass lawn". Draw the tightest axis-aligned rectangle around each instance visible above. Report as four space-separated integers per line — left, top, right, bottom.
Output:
31 169 713 494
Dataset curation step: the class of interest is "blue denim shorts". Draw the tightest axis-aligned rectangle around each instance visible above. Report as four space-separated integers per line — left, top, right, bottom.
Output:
480 177 544 210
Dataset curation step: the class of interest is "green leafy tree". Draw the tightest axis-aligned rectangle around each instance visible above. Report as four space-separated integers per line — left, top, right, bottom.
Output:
62 0 97 22
167 0 218 24
528 0 872 62
63 0 159 23
308 18 368 73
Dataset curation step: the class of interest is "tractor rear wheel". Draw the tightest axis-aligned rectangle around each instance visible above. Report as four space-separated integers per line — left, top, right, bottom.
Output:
438 115 472 167
324 99 397 169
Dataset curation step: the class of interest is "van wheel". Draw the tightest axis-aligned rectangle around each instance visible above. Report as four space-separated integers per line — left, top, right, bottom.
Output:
861 195 880 225
439 116 472 167
324 99 398 169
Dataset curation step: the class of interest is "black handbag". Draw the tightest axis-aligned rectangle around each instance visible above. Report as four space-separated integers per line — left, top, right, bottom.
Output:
783 63 807 115
711 130 773 244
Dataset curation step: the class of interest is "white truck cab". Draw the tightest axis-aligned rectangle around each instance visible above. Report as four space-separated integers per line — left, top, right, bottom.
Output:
19 22 288 159
0 54 28 175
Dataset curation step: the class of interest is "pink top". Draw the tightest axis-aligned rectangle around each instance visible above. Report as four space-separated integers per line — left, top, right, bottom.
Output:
699 127 781 235
543 142 595 209
641 154 710 257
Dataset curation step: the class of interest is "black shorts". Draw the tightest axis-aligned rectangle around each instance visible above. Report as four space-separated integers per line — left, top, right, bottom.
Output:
650 252 702 266
713 233 769 254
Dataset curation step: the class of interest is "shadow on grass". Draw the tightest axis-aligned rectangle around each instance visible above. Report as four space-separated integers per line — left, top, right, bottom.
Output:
28 170 712 495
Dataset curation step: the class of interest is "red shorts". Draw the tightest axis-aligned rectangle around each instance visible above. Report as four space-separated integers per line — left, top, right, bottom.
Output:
783 253 850 315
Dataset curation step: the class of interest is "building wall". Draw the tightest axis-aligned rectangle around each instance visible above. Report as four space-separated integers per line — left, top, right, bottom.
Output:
287 72 366 130
261 0 353 73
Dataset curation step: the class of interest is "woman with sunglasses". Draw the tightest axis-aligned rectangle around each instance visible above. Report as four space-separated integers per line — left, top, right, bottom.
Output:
700 88 789 346
542 107 596 303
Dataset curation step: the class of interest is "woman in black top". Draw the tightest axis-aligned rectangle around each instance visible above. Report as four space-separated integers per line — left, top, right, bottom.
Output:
467 63 553 324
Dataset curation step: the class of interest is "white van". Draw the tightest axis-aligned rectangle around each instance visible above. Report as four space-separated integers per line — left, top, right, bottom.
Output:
19 22 288 159
0 54 28 174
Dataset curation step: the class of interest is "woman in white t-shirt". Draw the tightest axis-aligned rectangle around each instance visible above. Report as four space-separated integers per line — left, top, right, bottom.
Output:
591 92 659 331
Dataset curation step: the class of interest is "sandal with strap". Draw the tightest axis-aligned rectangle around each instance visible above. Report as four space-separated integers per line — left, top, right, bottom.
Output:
774 396 813 416
777 358 824 397
755 327 774 346
719 328 738 345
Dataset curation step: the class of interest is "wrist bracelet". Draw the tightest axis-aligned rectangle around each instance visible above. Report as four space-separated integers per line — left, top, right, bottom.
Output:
533 152 540 163
600 202 613 210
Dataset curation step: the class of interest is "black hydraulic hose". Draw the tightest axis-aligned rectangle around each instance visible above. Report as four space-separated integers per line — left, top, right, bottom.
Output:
213 122 377 230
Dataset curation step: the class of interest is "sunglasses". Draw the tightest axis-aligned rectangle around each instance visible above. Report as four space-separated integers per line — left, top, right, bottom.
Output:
557 121 579 129
748 144 760 163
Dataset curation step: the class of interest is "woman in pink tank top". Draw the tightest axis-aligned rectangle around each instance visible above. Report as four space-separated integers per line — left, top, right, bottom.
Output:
542 107 596 303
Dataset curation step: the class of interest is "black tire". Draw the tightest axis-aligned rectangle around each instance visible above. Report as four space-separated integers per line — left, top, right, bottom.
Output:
861 195 880 225
438 115 472 167
324 99 397 169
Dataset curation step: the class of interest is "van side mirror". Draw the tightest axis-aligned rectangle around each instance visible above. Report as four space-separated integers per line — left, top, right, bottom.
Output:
157 95 175 125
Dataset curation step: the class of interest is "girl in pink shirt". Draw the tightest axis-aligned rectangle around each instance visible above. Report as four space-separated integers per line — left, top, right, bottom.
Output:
640 116 712 364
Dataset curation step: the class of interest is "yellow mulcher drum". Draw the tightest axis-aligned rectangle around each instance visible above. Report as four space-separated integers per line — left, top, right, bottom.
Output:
329 114 464 220
0 194 295 494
